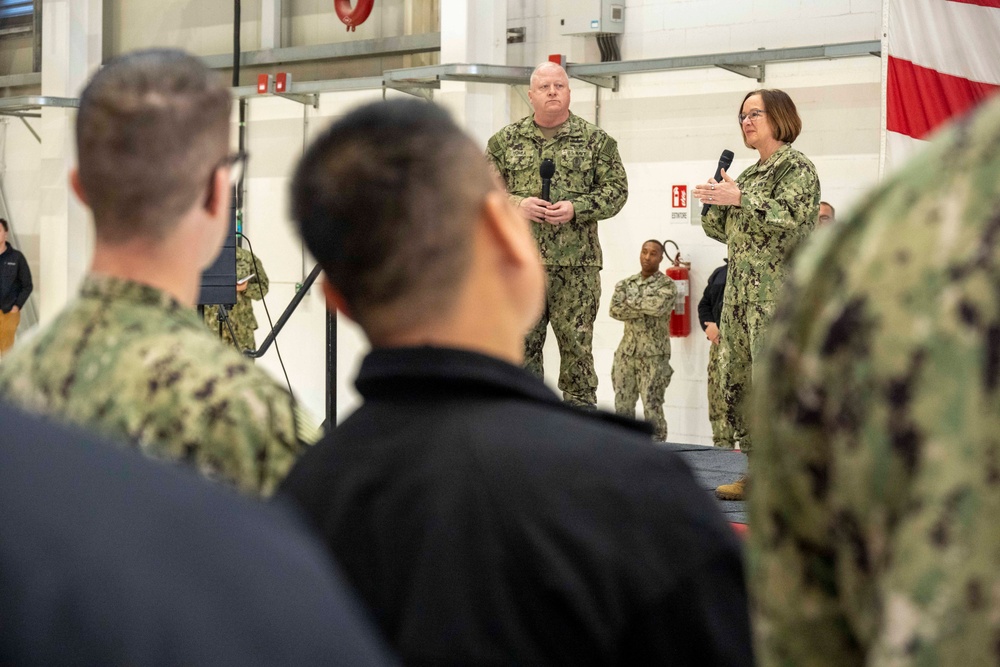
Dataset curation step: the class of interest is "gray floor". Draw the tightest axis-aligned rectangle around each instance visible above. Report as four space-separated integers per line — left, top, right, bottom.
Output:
662 443 746 524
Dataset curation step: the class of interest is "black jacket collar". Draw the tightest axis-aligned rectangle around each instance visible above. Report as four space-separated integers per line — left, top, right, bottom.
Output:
357 347 557 403
356 346 653 434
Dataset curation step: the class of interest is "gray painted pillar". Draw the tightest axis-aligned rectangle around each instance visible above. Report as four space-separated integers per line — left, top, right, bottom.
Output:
438 0 507 147
261 0 281 50
38 0 102 323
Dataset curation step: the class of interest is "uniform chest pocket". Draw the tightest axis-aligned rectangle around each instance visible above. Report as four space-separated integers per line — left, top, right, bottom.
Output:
502 149 543 197
739 175 760 192
558 149 594 192
506 149 537 174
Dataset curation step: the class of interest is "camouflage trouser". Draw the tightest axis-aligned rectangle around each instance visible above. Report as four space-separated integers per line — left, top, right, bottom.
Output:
719 298 776 454
525 266 601 407
707 341 736 449
612 351 673 441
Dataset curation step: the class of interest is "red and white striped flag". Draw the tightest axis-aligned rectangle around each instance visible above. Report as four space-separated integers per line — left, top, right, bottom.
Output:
885 0 1000 171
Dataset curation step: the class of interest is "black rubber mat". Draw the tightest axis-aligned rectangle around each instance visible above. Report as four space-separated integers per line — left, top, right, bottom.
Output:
661 443 747 524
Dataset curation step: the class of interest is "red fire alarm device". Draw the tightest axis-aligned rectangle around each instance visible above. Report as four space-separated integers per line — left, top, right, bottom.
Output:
257 74 271 94
275 72 292 93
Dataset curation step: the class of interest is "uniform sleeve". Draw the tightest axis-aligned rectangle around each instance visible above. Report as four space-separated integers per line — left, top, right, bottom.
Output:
739 157 820 239
246 253 269 301
485 132 505 175
701 205 728 244
569 135 627 225
750 166 1000 665
486 131 526 210
15 253 32 308
638 278 676 318
610 278 676 320
608 280 631 321
744 203 891 665
746 269 868 665
748 357 852 662
200 373 306 496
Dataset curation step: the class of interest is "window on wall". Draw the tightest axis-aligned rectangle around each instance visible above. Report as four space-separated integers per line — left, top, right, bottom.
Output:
0 0 32 32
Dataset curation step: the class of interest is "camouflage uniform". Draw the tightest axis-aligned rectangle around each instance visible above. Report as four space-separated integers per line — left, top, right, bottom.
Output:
707 342 735 449
701 144 819 452
0 274 309 495
747 96 1000 665
609 271 676 441
487 111 628 406
699 261 736 449
203 246 269 354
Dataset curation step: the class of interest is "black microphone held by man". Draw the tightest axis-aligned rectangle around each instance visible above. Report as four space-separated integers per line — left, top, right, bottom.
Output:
539 158 555 203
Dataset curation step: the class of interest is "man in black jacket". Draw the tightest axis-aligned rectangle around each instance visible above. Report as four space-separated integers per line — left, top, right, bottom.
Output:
698 259 736 449
0 218 33 358
278 99 753 666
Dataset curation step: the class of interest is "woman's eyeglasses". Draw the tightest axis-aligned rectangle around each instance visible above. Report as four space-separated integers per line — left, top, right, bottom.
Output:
738 109 766 124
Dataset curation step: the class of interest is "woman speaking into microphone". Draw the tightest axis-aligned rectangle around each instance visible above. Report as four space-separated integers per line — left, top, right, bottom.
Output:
693 89 820 501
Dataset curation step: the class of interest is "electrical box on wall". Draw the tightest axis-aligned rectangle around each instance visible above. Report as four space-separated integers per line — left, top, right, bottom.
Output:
559 0 624 36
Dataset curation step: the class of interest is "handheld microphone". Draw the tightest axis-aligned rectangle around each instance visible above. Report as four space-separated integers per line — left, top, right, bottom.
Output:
539 158 555 203
701 149 735 216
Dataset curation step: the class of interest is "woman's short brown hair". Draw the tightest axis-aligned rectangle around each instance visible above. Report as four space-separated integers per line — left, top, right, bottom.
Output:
740 89 802 148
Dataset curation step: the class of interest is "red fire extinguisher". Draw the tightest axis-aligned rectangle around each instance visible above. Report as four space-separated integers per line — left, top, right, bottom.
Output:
663 240 691 338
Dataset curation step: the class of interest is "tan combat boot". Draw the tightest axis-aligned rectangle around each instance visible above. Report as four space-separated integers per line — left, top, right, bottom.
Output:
715 474 748 501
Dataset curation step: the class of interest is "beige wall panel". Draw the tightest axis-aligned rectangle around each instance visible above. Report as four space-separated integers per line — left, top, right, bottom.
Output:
0 33 35 78
106 1 262 56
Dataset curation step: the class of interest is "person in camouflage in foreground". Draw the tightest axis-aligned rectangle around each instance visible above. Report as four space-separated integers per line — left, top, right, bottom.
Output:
486 61 627 408
747 94 1000 665
204 245 269 354
610 239 677 441
0 49 310 496
694 89 820 500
